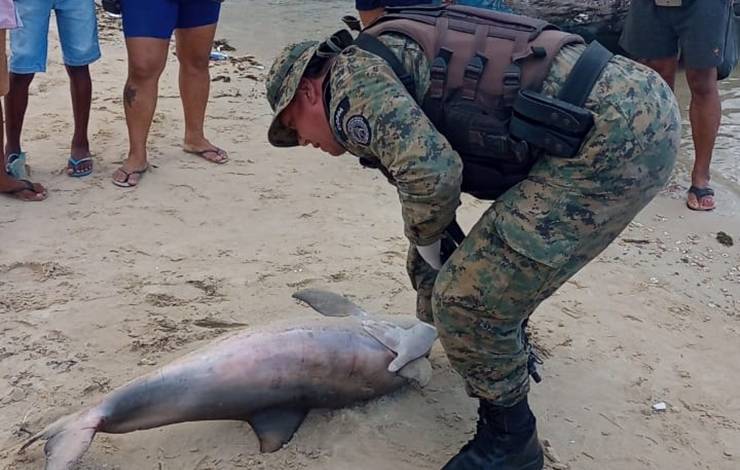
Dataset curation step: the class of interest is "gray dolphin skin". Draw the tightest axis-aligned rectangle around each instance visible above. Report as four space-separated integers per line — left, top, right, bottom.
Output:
21 290 437 470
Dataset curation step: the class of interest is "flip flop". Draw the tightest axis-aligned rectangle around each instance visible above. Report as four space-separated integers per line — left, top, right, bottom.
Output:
184 147 229 164
2 179 46 201
67 156 93 177
112 165 149 188
6 152 29 180
687 185 716 211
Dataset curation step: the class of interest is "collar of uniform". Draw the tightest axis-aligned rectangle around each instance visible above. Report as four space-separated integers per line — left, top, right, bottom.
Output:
325 63 352 152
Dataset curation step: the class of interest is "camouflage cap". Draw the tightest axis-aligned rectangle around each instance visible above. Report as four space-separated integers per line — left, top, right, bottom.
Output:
266 41 321 147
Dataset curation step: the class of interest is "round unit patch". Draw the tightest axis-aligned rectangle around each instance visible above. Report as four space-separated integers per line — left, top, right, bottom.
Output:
346 115 372 146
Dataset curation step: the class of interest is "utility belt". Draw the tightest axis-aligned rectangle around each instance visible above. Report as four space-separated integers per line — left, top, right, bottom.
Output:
509 41 613 158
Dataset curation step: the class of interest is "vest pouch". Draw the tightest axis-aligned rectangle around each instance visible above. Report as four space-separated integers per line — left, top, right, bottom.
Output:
428 91 538 200
438 92 516 163
459 160 533 200
510 89 593 158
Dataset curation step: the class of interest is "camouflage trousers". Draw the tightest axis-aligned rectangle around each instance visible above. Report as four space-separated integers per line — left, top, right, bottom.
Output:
409 47 680 407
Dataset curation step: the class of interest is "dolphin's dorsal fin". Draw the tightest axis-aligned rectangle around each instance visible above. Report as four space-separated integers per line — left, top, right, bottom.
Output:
362 320 438 372
293 289 369 318
398 357 433 387
248 408 308 453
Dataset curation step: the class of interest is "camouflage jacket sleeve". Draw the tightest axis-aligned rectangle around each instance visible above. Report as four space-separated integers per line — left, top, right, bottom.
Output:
328 38 463 246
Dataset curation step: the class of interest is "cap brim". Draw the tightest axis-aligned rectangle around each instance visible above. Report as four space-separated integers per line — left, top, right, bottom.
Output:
267 45 320 147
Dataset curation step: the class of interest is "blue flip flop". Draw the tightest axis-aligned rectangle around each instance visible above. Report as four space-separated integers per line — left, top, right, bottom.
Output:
67 156 93 177
6 152 29 180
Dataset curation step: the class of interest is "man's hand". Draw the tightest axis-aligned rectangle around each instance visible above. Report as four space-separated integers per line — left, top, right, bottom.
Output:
416 240 442 270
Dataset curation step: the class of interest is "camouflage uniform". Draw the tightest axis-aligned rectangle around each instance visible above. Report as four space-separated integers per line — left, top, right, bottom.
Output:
267 34 680 407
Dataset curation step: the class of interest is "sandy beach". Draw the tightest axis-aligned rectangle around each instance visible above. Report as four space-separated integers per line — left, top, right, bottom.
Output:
1 6 740 470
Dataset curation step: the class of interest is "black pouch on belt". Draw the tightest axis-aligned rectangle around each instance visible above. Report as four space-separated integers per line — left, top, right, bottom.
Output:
509 41 613 158
509 90 593 158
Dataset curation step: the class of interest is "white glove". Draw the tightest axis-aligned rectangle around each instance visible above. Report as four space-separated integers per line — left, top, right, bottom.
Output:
416 240 442 270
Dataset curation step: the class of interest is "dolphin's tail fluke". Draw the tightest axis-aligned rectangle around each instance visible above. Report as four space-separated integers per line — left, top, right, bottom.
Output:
20 409 101 470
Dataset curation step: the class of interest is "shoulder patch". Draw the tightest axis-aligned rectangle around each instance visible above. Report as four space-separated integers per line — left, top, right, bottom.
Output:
346 115 372 146
333 96 350 143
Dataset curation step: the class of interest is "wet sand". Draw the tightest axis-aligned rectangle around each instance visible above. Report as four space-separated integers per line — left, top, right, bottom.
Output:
1 6 739 470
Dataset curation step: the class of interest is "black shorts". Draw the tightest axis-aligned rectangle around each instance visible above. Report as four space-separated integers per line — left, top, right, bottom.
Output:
619 0 733 69
355 0 432 11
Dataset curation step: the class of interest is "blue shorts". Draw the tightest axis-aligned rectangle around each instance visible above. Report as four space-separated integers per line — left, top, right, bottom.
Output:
121 0 221 39
9 0 101 74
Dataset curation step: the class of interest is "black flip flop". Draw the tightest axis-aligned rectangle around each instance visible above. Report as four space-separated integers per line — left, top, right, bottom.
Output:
687 185 716 211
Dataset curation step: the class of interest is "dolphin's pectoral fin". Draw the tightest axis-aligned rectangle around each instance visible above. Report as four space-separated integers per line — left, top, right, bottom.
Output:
248 408 308 453
362 320 438 372
362 320 402 350
293 289 369 318
398 357 433 387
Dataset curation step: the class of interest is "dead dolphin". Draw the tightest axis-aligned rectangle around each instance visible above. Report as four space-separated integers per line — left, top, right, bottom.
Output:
20 289 437 470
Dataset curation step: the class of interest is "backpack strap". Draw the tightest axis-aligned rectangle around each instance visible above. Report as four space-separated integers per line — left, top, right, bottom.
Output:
354 33 416 97
557 41 613 106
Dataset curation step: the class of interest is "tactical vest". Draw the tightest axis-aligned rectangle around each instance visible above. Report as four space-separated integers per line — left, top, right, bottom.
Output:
344 5 611 200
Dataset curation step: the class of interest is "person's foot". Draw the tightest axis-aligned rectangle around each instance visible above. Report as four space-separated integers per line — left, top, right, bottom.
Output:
687 185 716 211
5 151 29 179
183 138 229 164
112 160 149 188
0 175 47 201
67 155 94 177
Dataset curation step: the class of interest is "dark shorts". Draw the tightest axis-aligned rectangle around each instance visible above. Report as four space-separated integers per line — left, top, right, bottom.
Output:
354 0 508 10
619 0 733 69
121 0 221 39
355 0 433 11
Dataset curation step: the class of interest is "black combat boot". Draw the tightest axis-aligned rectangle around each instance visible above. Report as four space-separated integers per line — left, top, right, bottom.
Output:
442 396 544 470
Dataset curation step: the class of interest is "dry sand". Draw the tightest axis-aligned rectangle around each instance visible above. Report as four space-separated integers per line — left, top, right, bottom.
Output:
1 8 739 470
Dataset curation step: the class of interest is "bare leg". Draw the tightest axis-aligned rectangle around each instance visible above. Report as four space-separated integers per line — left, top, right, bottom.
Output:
641 57 719 210
66 65 93 175
175 24 228 163
0 101 46 200
685 67 720 210
112 37 169 186
4 72 34 157
641 57 679 90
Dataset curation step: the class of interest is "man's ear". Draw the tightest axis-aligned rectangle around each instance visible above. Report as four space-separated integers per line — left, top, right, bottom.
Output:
299 77 323 106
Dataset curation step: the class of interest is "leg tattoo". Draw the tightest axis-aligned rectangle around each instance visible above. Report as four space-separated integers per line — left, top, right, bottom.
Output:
124 84 137 108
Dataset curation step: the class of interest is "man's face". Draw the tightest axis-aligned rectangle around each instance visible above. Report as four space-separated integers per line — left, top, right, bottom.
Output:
280 78 346 156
